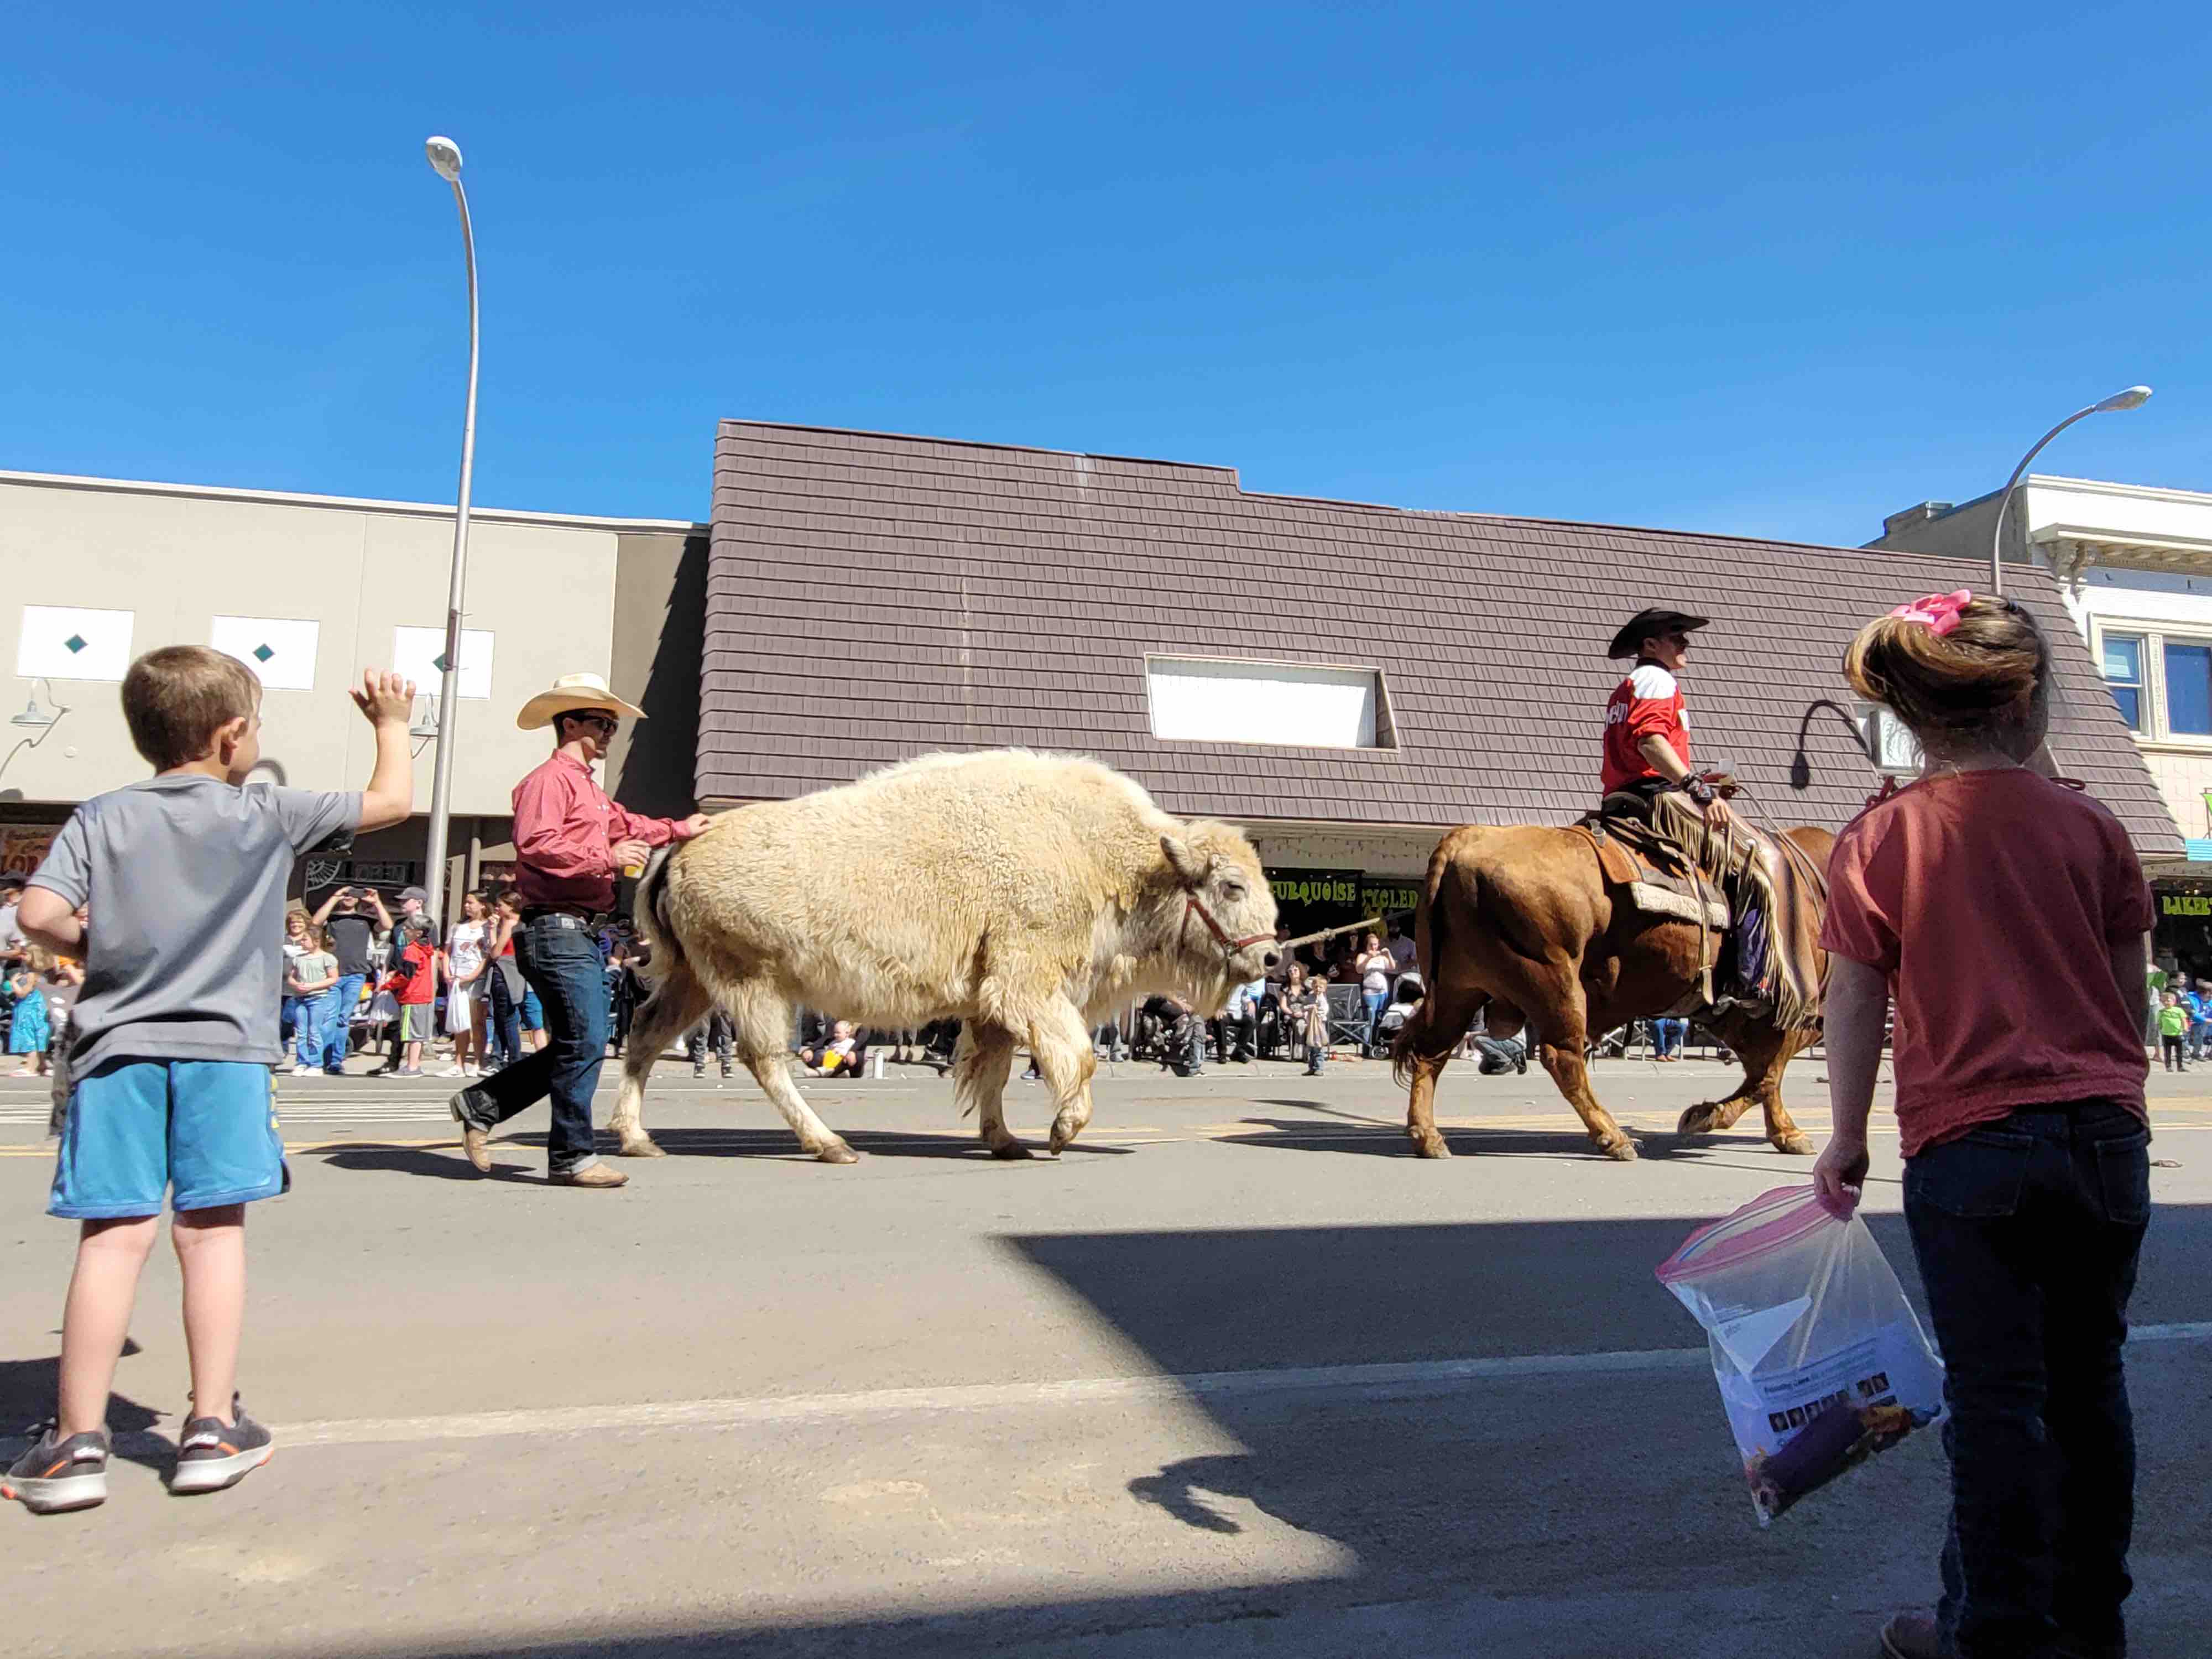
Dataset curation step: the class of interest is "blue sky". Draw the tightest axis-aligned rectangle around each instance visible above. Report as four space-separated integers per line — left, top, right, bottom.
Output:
6 2 2206 545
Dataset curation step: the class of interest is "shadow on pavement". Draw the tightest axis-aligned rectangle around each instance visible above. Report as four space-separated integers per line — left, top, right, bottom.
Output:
243 1206 2212 1659
0 1339 173 1472
301 1129 1136 1178
1214 1114 1800 1165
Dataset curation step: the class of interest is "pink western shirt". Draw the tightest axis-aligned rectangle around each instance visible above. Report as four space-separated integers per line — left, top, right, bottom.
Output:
510 751 697 914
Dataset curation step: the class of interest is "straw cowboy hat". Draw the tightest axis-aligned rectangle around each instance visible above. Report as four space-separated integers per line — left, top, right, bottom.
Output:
515 672 646 732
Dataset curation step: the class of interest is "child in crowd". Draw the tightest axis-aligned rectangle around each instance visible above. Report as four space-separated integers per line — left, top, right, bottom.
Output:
2 649 414 1515
799 1020 860 1076
2156 992 2187 1072
285 926 340 1077
385 921 439 1078
7 951 51 1076
1812 592 2152 1659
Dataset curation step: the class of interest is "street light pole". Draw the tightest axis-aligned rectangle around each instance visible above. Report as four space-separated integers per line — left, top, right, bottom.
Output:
1988 385 2152 595
421 134 478 934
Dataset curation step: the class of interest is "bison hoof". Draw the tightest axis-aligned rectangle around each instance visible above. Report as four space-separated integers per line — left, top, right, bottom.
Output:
1409 1132 1452 1160
1675 1105 1722 1139
616 1136 666 1159
812 1141 860 1165
1773 1131 1815 1156
989 1139 1035 1161
1597 1134 1640 1163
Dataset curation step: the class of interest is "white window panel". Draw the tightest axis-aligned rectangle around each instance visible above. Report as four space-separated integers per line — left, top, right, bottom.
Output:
211 616 320 692
17 606 135 682
1147 656 1388 749
393 626 494 700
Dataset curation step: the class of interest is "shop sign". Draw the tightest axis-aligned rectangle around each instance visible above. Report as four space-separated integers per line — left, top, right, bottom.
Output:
1268 868 1361 907
305 858 422 894
1 824 58 879
2162 894 2212 917
1359 878 1423 920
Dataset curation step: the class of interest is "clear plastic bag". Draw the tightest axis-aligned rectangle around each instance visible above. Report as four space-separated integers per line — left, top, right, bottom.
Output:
1656 1185 1945 1525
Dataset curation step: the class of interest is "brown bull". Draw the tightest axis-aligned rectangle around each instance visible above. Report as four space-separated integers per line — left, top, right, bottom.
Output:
1390 822 1834 1162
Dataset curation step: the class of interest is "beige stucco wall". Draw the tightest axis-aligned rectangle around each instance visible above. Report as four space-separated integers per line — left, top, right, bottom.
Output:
0 474 655 820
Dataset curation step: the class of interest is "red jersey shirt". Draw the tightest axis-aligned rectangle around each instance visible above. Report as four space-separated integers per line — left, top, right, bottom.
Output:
1601 664 1690 795
510 751 697 913
392 938 439 1006
1820 769 2152 1157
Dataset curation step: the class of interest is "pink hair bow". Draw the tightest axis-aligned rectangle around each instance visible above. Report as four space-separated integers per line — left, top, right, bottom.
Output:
1888 590 1973 636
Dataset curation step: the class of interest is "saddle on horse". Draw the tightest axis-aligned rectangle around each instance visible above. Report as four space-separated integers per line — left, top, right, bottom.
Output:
1573 780 1827 1031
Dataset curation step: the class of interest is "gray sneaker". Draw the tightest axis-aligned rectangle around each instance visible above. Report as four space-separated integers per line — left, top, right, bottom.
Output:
3 1423 110 1514
169 1396 274 1495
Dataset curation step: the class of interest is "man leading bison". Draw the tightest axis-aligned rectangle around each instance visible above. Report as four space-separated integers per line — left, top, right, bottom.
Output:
611 750 1280 1163
1392 606 1832 1162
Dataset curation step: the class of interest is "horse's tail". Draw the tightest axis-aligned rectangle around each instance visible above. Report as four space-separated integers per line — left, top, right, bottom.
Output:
632 843 686 984
1391 837 1466 1089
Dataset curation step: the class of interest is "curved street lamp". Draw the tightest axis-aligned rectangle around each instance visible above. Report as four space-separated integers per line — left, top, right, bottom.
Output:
421 134 478 932
1989 385 2152 594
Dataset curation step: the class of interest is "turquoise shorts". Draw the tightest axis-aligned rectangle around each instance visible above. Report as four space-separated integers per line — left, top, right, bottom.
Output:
49 1059 288 1220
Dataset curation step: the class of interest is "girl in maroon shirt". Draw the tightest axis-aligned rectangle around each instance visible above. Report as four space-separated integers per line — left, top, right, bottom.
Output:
1813 591 2151 1659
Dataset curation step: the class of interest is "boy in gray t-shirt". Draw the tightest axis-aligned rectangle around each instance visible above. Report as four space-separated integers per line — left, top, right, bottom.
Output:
3 648 415 1515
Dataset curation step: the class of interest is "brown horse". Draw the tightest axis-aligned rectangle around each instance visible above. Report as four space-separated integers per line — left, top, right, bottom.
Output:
1390 821 1834 1162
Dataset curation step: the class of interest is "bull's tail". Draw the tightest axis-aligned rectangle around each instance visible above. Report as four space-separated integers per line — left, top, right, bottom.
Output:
632 843 686 984
1391 836 1468 1090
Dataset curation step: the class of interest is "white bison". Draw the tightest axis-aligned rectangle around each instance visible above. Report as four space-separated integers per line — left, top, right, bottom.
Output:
612 750 1281 1163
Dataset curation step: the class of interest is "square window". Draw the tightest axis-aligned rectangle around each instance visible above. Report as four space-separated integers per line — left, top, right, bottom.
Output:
16 606 134 681
393 627 494 700
211 617 320 692
2166 643 2212 737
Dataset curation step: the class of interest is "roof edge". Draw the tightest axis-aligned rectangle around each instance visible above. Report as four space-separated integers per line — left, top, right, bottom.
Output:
716 418 1242 486
0 468 702 534
714 418 2060 570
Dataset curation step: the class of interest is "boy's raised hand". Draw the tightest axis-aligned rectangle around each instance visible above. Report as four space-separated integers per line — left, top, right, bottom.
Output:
352 670 418 727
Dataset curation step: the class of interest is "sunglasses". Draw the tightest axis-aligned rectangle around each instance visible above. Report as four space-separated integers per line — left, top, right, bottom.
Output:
568 712 620 735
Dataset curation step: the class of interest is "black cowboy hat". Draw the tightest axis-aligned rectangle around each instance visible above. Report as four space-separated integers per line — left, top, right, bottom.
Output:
1606 606 1710 659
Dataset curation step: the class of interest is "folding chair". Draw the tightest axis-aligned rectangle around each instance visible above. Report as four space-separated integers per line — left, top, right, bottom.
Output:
1324 984 1369 1052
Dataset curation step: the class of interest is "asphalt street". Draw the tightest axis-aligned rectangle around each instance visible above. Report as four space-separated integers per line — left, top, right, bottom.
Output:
5 1050 2210 1658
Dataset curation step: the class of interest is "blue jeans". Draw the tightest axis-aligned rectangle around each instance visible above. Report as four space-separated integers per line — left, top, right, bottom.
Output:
455 916 608 1173
321 974 365 1073
1903 1104 2150 1658
487 962 524 1068
1362 989 1389 1054
293 989 336 1070
1652 1017 1688 1057
280 995 302 1052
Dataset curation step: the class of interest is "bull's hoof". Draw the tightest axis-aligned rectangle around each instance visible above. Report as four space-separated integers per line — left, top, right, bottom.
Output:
1595 1134 1640 1163
1408 1131 1452 1160
1772 1131 1815 1157
989 1139 1035 1161
615 1135 666 1159
812 1141 860 1165
1676 1104 1723 1139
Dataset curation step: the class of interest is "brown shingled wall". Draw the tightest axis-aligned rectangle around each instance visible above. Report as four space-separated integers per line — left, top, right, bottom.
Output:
698 421 2182 858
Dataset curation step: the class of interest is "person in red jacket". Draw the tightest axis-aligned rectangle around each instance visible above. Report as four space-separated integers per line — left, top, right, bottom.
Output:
386 917 440 1078
1600 605 1732 833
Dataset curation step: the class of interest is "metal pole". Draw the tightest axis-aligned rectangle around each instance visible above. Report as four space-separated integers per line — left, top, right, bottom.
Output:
1987 387 2152 596
1988 405 2094 597
421 159 479 936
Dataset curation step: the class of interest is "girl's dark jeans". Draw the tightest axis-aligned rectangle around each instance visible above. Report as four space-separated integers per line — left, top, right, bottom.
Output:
1903 1102 2150 1658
